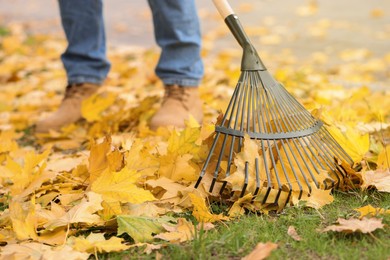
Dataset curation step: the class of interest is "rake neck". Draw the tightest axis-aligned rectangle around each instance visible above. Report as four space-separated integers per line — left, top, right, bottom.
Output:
225 14 266 71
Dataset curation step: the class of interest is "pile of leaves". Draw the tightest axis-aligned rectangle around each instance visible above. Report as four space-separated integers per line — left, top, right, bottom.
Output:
0 22 389 258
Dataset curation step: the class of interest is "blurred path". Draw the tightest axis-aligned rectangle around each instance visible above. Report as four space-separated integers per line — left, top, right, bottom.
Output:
0 0 389 89
0 0 389 55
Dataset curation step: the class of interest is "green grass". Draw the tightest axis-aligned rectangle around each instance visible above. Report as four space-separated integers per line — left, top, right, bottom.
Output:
101 191 390 260
0 26 10 37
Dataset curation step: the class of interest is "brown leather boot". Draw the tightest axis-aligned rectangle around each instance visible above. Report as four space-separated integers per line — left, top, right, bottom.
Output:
35 83 99 133
149 85 203 130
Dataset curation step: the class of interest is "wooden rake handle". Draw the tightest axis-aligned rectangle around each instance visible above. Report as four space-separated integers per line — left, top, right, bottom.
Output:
212 0 235 19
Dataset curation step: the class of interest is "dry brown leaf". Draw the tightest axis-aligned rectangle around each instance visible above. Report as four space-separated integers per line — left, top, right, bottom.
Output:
242 242 278 260
287 226 302 241
361 169 390 192
322 217 384 233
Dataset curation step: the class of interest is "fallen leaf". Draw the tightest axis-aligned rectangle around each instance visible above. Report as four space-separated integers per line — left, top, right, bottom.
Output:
328 125 369 162
46 155 83 172
361 169 390 192
299 187 334 209
88 136 112 182
129 243 162 255
44 192 103 230
69 233 129 253
9 198 37 240
354 204 390 218
81 92 117 122
243 242 278 260
154 218 195 243
146 176 187 201
91 167 155 204
228 193 253 217
0 242 89 260
189 193 229 223
322 217 384 233
117 215 174 243
377 145 390 169
287 226 302 241
159 153 197 182
295 1 318 16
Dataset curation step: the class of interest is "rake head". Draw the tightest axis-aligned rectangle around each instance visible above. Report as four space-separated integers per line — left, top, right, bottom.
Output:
194 1 353 208
195 69 353 207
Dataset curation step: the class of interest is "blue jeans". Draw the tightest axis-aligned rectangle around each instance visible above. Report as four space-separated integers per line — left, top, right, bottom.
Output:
58 0 204 87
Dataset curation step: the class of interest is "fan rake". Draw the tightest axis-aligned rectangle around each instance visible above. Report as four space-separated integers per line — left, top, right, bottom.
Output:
194 0 353 208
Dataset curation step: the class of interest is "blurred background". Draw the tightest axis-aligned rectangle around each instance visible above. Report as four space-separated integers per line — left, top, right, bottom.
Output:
0 0 389 88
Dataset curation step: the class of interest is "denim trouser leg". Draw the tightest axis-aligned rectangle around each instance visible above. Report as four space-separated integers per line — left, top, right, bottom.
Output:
148 0 204 87
58 0 110 85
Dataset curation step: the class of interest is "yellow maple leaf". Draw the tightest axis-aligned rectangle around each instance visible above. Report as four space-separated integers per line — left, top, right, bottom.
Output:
100 201 122 221
159 153 197 182
91 167 155 204
46 155 84 172
37 228 68 246
154 218 195 243
295 187 334 209
228 193 253 217
44 192 103 231
88 136 112 182
69 233 129 253
122 202 167 218
167 127 200 156
36 202 66 227
377 145 390 169
125 138 159 177
327 124 369 162
0 130 19 153
226 136 264 194
1 242 90 260
274 140 334 193
355 204 390 218
189 193 229 223
6 148 51 196
146 176 187 201
9 198 37 240
106 149 124 172
81 92 117 122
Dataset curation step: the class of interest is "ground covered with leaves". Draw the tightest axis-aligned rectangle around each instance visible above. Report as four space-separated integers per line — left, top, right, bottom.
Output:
0 19 389 259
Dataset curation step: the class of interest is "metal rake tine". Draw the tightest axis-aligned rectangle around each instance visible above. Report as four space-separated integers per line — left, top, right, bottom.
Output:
210 134 229 192
240 161 249 198
195 132 221 189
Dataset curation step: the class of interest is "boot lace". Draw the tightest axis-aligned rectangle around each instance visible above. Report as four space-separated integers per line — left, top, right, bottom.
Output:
64 83 93 100
163 85 190 109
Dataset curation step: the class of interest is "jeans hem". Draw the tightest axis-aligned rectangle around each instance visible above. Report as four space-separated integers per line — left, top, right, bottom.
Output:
162 78 201 87
68 75 104 85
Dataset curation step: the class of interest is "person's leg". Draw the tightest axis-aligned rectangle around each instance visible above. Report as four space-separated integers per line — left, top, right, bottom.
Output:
147 0 204 87
59 0 110 84
36 0 109 133
148 0 204 129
